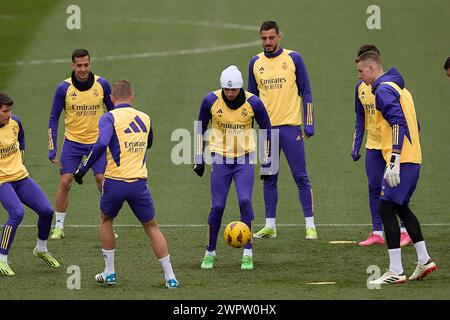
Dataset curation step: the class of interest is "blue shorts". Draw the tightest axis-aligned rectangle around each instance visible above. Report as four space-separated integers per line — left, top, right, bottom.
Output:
60 138 106 175
381 163 420 205
100 178 155 223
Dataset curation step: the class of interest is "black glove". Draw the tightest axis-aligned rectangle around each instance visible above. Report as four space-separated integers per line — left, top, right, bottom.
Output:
73 169 84 185
260 174 271 180
193 164 205 177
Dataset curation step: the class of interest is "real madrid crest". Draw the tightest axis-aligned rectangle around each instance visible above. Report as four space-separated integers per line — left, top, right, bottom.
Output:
282 62 288 70
241 108 248 117
93 88 99 97
227 80 233 88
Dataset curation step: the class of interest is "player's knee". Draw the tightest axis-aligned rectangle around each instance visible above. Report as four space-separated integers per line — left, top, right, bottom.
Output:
293 173 310 189
8 209 25 225
209 205 225 218
59 175 74 191
238 198 252 210
38 205 54 219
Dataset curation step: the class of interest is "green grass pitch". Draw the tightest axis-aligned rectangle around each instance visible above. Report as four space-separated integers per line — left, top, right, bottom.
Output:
0 0 449 300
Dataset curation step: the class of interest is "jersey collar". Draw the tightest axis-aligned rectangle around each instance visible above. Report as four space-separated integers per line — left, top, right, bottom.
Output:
114 103 132 109
264 47 283 58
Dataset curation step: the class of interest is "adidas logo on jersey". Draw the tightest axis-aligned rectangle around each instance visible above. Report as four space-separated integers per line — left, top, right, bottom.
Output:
70 92 77 97
124 116 148 133
259 67 264 74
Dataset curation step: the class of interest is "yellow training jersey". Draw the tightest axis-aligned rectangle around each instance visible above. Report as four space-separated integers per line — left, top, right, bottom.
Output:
249 48 313 127
0 116 28 183
104 106 151 181
209 90 256 158
63 75 107 144
378 82 421 164
357 82 382 149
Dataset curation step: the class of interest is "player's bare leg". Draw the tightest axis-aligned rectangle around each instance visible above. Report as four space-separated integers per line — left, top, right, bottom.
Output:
142 218 178 288
95 174 118 239
50 173 73 239
95 212 116 285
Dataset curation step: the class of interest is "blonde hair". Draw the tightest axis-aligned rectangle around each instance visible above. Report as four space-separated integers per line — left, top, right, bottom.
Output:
112 80 134 99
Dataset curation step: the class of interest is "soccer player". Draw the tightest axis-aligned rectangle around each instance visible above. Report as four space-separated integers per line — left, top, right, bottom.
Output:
354 53 437 285
194 65 272 270
351 45 411 247
444 57 450 78
0 92 60 276
248 21 317 240
73 80 179 288
48 48 114 239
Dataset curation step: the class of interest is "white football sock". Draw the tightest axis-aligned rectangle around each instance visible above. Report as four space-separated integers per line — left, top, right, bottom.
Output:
205 250 216 256
265 218 276 230
243 249 253 257
305 216 315 229
159 255 176 281
102 249 115 274
55 212 66 229
388 248 403 274
0 254 7 263
413 241 431 265
36 238 48 252
373 231 383 237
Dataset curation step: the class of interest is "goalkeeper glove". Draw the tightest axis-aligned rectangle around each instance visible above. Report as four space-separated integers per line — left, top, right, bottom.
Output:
384 153 401 187
193 164 205 177
74 169 84 185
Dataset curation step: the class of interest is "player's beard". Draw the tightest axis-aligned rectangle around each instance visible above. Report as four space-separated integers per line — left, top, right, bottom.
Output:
264 44 278 54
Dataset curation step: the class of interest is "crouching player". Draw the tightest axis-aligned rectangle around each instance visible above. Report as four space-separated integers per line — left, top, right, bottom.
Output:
74 80 178 288
0 92 60 276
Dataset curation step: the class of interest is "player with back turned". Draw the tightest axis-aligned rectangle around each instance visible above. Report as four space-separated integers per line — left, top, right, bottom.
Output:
74 80 179 288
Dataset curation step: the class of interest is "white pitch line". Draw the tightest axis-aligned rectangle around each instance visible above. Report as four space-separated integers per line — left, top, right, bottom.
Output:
7 223 450 228
127 17 260 31
0 40 260 67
